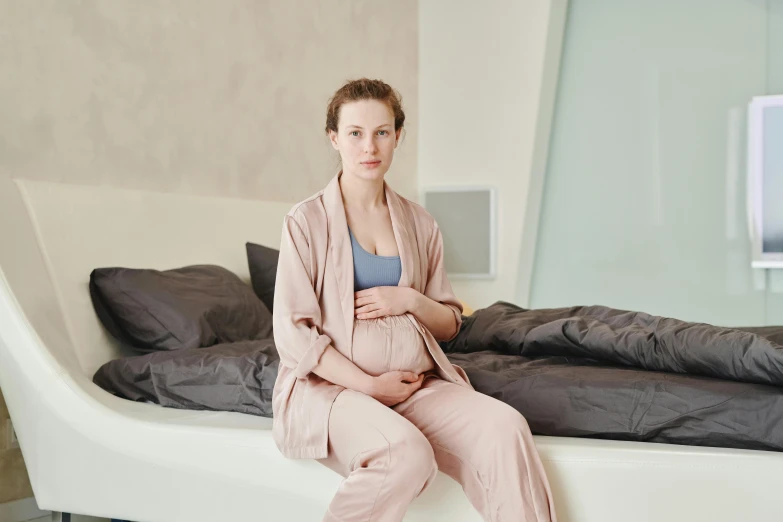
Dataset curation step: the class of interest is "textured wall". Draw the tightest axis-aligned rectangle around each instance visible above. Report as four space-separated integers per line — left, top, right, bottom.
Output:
0 0 419 203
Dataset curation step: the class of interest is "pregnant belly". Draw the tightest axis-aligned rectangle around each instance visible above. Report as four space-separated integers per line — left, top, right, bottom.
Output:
351 315 436 377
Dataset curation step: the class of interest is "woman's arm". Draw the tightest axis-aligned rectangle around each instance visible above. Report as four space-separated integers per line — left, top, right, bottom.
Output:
354 286 458 341
313 345 424 406
311 345 374 393
408 291 459 341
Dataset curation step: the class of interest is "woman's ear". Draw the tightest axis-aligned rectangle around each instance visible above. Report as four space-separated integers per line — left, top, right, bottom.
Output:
328 130 340 151
395 128 402 148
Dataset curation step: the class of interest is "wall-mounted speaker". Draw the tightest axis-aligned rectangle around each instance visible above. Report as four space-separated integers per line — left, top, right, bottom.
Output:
422 186 496 279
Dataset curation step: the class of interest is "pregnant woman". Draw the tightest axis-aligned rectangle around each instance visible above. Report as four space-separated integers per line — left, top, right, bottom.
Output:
271 78 557 522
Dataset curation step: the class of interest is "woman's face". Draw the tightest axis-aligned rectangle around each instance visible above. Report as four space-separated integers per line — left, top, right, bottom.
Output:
329 99 401 182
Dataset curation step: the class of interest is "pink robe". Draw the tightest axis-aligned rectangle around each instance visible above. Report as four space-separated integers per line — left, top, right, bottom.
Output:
271 172 472 459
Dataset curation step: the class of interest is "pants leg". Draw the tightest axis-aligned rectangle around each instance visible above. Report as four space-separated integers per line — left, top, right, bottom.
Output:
393 378 558 522
317 388 439 522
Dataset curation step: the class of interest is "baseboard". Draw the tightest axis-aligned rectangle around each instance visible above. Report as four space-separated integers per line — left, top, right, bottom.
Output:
0 496 51 522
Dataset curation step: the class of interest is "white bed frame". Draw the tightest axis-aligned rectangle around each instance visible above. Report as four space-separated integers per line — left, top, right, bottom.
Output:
1 176 781 522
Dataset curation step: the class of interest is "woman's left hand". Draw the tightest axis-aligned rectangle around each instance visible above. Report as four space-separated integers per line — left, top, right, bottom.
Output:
354 286 417 319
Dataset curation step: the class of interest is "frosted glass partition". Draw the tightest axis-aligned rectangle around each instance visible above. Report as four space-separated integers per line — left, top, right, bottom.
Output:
529 0 772 326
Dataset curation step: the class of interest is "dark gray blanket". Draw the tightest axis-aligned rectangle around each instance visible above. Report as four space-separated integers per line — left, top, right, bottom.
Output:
94 340 279 417
442 302 783 451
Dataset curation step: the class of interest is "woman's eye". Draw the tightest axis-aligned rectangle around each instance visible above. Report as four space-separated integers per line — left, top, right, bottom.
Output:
351 131 360 137
378 130 388 136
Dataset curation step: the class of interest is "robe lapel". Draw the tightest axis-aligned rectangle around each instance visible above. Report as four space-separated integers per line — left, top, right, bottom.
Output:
322 173 355 347
384 181 417 291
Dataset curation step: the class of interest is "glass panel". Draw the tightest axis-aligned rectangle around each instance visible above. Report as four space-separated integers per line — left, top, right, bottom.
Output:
530 0 770 326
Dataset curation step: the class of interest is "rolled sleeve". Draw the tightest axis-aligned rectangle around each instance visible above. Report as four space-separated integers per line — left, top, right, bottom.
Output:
441 303 463 342
293 330 333 379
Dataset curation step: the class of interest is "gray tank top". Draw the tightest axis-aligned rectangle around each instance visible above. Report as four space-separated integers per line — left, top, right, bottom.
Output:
348 227 402 291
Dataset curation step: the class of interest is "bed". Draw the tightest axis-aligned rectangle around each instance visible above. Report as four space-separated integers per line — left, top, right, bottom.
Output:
1 175 782 522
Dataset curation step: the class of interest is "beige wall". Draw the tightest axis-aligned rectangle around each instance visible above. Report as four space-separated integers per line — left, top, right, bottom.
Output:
0 0 417 513
418 0 567 309
0 0 419 203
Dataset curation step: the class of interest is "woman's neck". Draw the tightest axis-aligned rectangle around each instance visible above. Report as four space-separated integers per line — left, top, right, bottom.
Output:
339 170 386 212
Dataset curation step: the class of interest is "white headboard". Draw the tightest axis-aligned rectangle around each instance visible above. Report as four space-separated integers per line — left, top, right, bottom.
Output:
13 179 292 377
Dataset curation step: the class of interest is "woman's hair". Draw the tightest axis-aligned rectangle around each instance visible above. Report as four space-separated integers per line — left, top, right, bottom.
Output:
325 78 405 134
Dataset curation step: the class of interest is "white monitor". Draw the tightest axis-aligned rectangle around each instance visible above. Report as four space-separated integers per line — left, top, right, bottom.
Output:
748 94 783 269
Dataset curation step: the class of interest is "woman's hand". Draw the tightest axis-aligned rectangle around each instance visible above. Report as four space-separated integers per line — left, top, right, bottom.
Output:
354 286 416 319
364 371 424 407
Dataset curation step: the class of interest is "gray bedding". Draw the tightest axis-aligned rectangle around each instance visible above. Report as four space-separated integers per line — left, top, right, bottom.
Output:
441 302 783 451
94 340 279 416
94 299 783 451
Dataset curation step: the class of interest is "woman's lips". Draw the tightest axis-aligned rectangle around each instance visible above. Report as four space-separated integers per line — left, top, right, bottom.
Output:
362 160 381 168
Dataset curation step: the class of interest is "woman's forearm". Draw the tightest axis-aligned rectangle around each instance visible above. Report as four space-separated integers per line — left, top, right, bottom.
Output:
408 291 459 341
311 345 375 394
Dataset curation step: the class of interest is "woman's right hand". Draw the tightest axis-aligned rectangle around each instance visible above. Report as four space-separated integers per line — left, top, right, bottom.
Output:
365 371 425 407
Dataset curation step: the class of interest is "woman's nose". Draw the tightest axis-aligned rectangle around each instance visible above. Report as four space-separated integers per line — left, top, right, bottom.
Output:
364 137 378 153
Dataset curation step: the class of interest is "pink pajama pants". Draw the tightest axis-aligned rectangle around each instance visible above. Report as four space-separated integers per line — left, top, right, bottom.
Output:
317 316 558 522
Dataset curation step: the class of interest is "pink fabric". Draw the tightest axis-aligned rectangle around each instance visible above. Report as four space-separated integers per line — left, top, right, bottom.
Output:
316 305 558 522
271 172 470 459
319 379 558 522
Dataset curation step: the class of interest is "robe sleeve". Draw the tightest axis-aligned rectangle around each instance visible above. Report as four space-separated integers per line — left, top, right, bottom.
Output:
423 222 464 342
272 214 333 379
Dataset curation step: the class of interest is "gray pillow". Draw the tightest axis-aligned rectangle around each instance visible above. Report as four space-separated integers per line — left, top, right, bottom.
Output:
93 340 279 417
90 264 272 353
246 242 279 313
